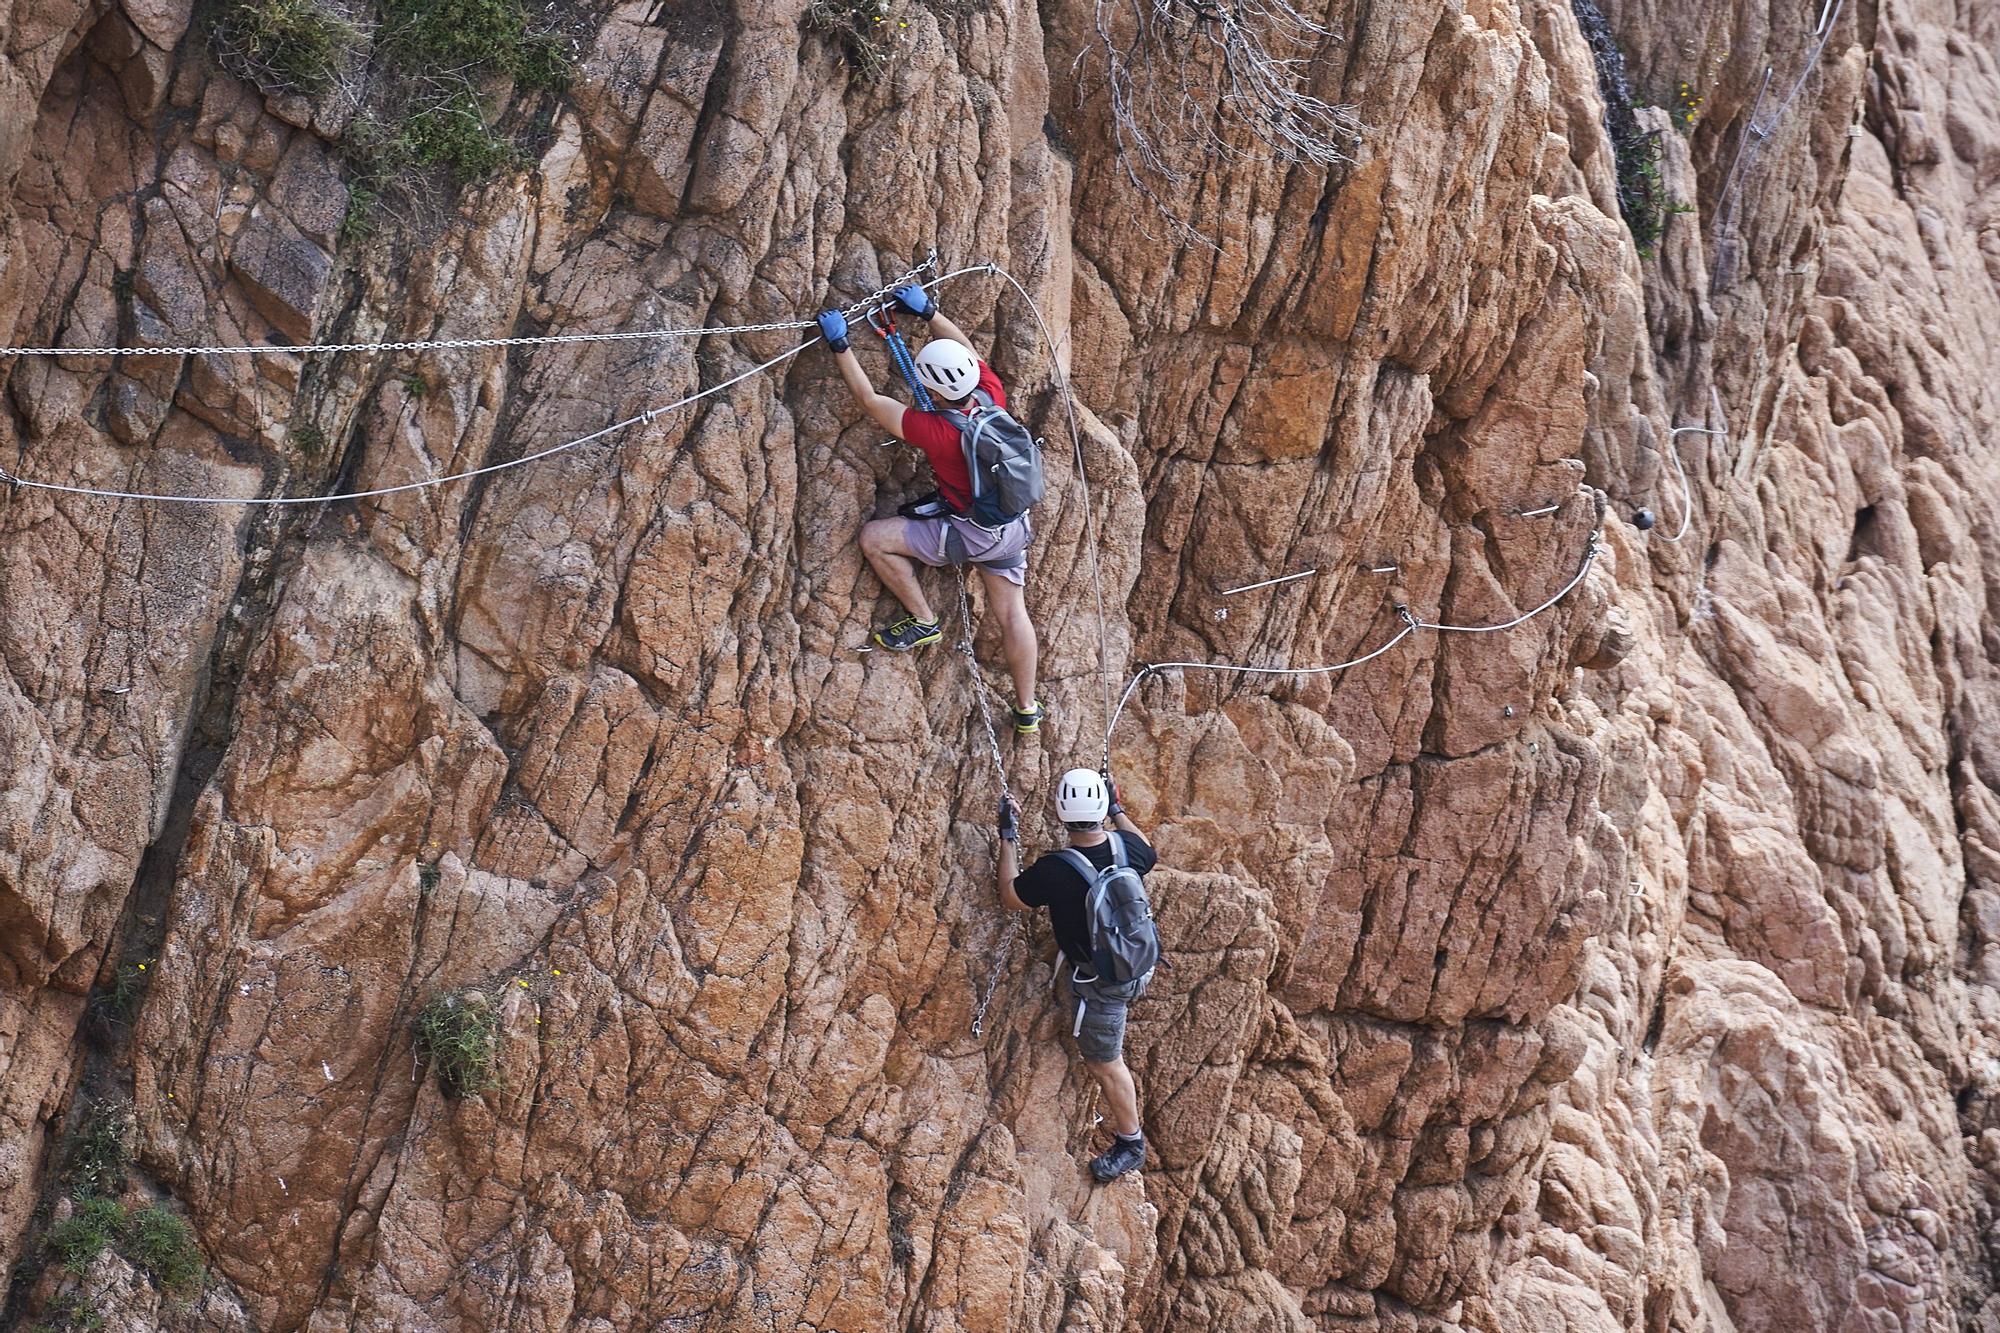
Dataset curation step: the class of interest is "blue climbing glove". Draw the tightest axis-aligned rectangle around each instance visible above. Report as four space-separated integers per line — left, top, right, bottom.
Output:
816 309 850 352
998 794 1018 843
891 283 936 322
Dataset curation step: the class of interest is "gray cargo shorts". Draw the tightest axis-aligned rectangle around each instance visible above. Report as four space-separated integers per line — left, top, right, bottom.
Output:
1065 969 1150 1064
902 514 1031 586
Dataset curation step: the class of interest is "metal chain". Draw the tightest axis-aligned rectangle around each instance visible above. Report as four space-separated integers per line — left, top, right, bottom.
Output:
0 258 964 505
952 572 1023 1039
1105 533 1602 742
953 573 1011 790
0 256 940 359
971 917 1020 1038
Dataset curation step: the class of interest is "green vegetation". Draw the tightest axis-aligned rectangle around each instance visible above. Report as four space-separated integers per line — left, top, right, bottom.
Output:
1670 78 1703 133
806 0 911 78
1614 127 1669 257
30 1289 106 1332
21 1090 207 1323
62 1099 131 1199
417 862 441 896
208 0 577 238
40 1200 205 1295
212 0 363 93
85 959 150 1044
44 1198 126 1275
339 180 381 246
123 1206 206 1295
414 989 499 1099
377 0 574 90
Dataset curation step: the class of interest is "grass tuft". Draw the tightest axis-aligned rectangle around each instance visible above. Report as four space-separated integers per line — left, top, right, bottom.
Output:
414 989 499 1099
44 1198 126 1275
378 0 576 90
86 960 150 1042
30 1289 106 1332
123 1206 206 1295
208 0 576 240
212 0 364 95
805 0 910 78
63 1099 132 1199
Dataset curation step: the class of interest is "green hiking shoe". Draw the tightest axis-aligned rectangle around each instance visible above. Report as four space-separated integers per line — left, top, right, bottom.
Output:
1011 701 1045 734
872 615 942 652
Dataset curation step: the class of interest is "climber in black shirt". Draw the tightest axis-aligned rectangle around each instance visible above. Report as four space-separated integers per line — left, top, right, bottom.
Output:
997 768 1157 1182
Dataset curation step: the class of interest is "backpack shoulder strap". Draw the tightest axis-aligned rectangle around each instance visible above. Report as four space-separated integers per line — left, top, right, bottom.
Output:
1057 847 1099 883
1105 832 1127 870
938 387 992 422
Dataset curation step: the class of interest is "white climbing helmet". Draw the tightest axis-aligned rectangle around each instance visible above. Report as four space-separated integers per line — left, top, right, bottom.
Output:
914 339 979 401
1054 768 1110 824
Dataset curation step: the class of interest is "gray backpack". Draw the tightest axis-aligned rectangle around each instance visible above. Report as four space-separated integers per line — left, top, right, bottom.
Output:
940 388 1044 528
1058 833 1160 992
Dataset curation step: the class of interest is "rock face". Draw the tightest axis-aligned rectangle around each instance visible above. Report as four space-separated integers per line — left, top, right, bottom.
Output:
2 0 1999 1327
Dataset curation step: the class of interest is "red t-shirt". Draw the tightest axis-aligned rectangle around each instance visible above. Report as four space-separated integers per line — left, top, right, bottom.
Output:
899 360 1007 514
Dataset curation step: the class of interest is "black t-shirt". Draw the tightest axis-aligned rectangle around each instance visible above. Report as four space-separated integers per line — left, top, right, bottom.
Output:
1014 831 1159 968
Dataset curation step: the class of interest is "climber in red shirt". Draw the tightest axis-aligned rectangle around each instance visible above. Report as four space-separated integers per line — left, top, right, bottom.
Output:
817 286 1043 733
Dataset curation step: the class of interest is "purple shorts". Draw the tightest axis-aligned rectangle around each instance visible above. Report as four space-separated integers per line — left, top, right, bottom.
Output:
902 515 1032 586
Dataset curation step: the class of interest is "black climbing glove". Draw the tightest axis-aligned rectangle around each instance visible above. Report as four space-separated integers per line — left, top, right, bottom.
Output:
1104 771 1124 818
998 794 1018 843
816 309 851 352
891 283 936 322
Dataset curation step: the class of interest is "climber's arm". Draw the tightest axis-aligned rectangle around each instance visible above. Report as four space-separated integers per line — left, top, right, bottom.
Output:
889 282 978 359
1107 772 1142 840
831 348 910 440
928 310 979 358
819 308 909 441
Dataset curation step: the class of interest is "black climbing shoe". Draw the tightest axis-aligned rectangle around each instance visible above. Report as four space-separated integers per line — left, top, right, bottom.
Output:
1011 701 1045 735
1089 1135 1145 1183
872 615 942 652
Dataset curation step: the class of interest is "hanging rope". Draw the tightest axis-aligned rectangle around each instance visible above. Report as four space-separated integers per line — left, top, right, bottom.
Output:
985 264 1117 770
950 571 1025 1039
1708 0 1845 285
871 308 937 413
0 260 983 507
1652 386 1730 544
0 258 942 360
0 342 806 506
970 919 1019 1039
1104 531 1601 745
